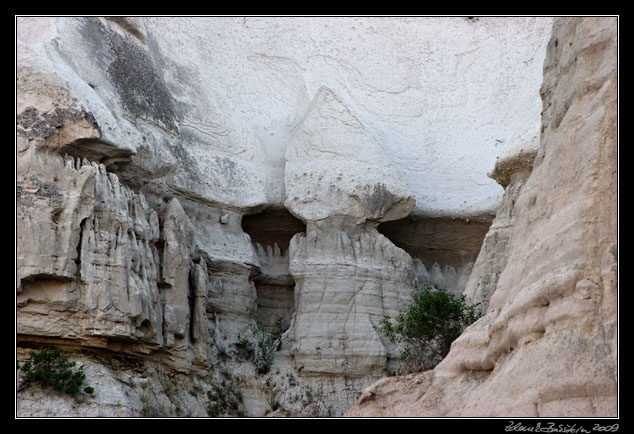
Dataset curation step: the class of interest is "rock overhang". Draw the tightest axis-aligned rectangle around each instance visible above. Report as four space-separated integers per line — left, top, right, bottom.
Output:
20 16 553 218
16 16 566 417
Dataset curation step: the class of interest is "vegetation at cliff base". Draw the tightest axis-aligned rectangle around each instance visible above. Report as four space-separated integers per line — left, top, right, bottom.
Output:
377 285 482 372
17 347 95 396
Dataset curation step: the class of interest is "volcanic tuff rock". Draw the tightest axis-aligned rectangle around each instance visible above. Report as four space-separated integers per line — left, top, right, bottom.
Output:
284 86 416 223
378 216 493 296
17 16 584 418
16 153 209 372
346 16 618 417
282 87 418 386
463 138 539 312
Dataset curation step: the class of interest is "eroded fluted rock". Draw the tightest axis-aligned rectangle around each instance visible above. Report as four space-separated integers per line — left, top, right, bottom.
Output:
288 219 415 376
15 16 566 418
183 204 259 342
347 17 617 417
17 155 165 351
463 138 538 312
17 152 212 372
380 216 492 296
284 88 417 384
252 242 295 332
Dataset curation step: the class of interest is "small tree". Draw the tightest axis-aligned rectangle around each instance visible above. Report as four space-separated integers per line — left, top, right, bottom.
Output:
378 285 482 373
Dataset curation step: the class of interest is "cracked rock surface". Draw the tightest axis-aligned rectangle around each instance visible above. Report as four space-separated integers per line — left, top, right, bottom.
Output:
15 16 615 418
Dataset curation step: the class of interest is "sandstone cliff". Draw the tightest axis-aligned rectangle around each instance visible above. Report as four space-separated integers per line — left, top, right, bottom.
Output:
346 17 618 417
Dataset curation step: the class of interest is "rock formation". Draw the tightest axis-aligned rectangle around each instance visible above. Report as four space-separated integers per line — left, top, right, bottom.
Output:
17 16 611 419
346 16 618 417
283 86 416 379
462 139 539 312
379 215 492 296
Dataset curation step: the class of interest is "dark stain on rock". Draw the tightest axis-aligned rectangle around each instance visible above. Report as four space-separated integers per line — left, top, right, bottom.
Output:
104 17 146 44
17 105 100 141
78 18 179 132
17 178 64 207
216 156 238 180
17 106 66 139
166 138 198 173
610 243 617 261
364 183 401 214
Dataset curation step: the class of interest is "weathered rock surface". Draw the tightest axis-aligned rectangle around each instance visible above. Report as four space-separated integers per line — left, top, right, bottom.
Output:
138 16 551 218
463 138 538 312
16 153 212 373
284 86 416 222
287 218 415 376
16 16 553 219
346 17 617 417
281 88 417 410
16 16 567 418
252 242 295 332
16 346 245 417
379 215 493 295
16 17 257 414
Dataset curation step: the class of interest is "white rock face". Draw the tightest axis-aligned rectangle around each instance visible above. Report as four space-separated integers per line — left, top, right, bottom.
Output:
20 16 551 216
139 16 552 216
16 16 557 417
285 86 415 222
283 87 416 384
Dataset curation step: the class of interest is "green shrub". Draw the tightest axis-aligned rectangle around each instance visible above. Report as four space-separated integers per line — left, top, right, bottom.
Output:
377 285 482 372
17 348 95 396
206 374 245 418
266 391 280 412
234 326 281 375
251 327 281 374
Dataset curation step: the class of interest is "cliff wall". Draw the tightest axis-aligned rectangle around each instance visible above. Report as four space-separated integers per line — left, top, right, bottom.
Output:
346 16 618 418
15 16 566 417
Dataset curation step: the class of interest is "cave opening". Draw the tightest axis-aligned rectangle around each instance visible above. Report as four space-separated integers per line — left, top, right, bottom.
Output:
378 215 492 295
241 207 306 333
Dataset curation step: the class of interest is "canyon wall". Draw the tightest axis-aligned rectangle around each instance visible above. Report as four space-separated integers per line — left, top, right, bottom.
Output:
346 16 618 417
462 139 539 311
16 17 556 417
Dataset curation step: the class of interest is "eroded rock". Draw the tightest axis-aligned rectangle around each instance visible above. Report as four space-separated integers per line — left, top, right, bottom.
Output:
17 16 611 419
284 89 417 391
463 137 539 312
379 215 493 295
284 86 415 222
346 17 617 418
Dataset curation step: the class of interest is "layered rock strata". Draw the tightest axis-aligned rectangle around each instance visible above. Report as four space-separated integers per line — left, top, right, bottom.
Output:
346 16 618 417
252 242 295 333
242 208 306 333
16 20 420 417
16 16 260 415
17 16 561 417
284 87 417 380
17 151 212 373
